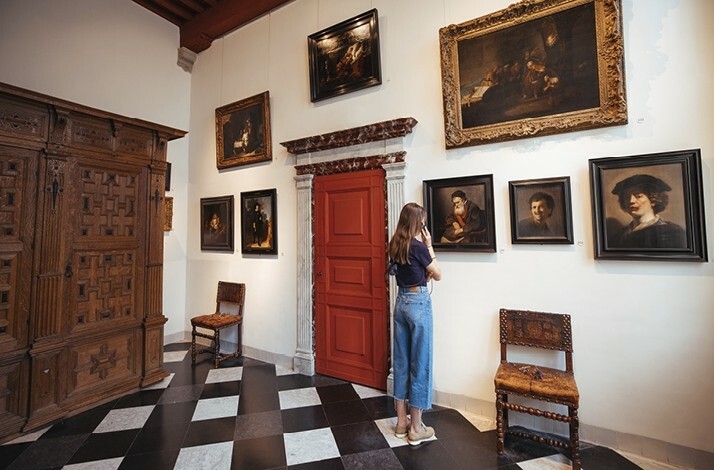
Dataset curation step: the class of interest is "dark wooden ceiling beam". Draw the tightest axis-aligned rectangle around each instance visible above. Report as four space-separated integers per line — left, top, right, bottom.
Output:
180 0 293 53
132 0 192 25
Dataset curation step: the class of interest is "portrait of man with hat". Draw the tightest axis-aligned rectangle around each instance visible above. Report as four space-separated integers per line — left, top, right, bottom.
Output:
609 173 686 249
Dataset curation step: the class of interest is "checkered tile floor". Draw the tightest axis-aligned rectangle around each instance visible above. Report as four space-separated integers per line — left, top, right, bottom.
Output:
0 342 643 469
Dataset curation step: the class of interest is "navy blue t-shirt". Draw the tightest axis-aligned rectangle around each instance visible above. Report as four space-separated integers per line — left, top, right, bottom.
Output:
395 239 432 287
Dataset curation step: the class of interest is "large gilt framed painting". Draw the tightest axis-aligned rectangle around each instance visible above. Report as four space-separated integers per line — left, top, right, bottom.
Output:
439 0 627 148
590 149 707 262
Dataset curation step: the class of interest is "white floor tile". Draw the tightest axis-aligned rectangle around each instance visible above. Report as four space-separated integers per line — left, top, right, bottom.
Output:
192 396 240 421
374 417 410 448
93 405 155 433
458 409 497 432
275 365 297 376
283 428 340 466
618 451 690 470
517 453 572 470
2 426 51 444
163 351 188 362
62 457 124 470
206 366 243 383
352 384 385 399
278 387 321 410
174 441 233 470
142 373 174 390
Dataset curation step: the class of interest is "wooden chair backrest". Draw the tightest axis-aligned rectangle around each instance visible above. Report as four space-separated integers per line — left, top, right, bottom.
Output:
499 308 573 373
215 281 245 314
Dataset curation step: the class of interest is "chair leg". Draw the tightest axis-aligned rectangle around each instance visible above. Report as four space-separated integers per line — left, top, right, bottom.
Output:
496 392 506 454
237 322 242 357
569 406 580 470
191 325 197 364
213 329 220 368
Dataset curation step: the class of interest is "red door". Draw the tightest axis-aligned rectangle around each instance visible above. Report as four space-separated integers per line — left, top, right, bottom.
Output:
314 169 387 389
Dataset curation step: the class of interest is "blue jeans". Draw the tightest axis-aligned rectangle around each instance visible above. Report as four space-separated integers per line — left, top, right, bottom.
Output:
393 286 433 410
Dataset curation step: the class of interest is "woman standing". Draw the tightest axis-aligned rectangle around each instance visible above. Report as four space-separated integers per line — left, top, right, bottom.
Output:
388 202 442 445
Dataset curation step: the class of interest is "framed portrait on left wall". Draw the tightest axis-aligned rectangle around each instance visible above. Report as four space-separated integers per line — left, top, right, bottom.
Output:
215 91 272 170
200 195 234 252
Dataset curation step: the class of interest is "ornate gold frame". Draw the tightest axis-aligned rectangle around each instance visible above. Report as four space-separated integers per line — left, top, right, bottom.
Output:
439 0 626 148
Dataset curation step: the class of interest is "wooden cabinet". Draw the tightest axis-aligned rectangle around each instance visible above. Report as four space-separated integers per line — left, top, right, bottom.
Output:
0 83 185 440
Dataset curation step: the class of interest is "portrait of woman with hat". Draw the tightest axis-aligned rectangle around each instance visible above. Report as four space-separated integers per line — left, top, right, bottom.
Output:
609 174 686 248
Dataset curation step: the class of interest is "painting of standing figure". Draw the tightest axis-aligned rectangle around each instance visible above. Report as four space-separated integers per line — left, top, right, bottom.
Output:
240 189 278 255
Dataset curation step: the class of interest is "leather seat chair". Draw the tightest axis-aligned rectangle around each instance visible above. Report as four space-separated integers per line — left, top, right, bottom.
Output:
191 281 245 368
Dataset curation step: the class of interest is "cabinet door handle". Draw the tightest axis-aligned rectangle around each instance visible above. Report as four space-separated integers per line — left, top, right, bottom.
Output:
64 263 73 278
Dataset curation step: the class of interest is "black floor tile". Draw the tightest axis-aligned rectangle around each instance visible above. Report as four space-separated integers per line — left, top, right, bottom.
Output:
127 419 190 455
114 389 166 409
281 405 329 433
422 408 482 440
316 383 360 404
341 448 402 470
67 428 140 464
392 440 459 470
163 342 191 352
330 421 389 456
235 410 284 440
238 365 280 414
231 434 287 469
0 442 31 470
288 457 344 469
439 433 516 470
501 432 561 462
201 380 241 399
361 395 398 420
144 401 198 428
580 446 643 469
182 416 237 448
323 399 372 427
277 373 322 391
40 400 115 437
118 448 180 470
157 384 204 404
6 434 89 470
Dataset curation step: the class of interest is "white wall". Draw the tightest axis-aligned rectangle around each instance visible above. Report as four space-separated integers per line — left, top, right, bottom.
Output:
186 0 714 455
0 0 191 340
1 0 711 458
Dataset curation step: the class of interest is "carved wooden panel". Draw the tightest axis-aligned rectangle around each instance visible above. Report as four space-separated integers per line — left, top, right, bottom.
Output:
0 95 49 144
69 114 113 153
66 330 138 399
0 355 28 437
79 166 138 238
71 250 137 330
0 149 35 352
27 349 64 428
116 125 153 159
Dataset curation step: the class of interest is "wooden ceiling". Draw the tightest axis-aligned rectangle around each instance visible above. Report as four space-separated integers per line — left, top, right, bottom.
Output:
132 0 293 53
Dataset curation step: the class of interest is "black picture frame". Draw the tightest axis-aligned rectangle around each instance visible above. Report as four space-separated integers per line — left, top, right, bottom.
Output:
215 91 272 170
308 9 381 102
240 188 277 255
589 149 707 261
423 175 496 252
438 0 627 148
509 176 574 244
200 195 234 252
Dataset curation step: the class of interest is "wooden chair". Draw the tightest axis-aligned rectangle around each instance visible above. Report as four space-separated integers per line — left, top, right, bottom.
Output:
191 281 245 368
494 308 580 469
